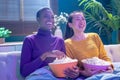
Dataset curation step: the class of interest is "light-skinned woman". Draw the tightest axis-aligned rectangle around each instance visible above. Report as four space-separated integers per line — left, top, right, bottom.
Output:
64 11 113 79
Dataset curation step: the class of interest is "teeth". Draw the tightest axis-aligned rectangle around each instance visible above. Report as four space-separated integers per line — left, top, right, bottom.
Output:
47 22 52 25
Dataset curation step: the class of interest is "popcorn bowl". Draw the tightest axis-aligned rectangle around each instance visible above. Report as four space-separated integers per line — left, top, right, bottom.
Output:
49 60 78 77
82 62 110 71
81 57 111 71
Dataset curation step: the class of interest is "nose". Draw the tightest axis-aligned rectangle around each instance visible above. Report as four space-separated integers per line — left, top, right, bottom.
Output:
80 20 85 24
47 16 53 21
48 16 51 20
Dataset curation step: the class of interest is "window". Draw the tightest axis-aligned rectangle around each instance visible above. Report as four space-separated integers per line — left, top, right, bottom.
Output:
0 0 50 21
24 0 50 21
0 0 20 20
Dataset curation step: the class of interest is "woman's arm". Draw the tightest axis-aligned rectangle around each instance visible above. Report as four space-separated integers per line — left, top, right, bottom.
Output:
94 33 112 62
94 33 114 71
20 37 66 77
60 39 66 54
20 37 44 77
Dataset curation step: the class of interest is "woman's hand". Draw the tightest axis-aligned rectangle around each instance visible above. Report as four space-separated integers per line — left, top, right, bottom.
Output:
52 50 66 59
79 66 113 77
40 50 65 61
103 66 113 73
79 68 99 77
64 66 79 79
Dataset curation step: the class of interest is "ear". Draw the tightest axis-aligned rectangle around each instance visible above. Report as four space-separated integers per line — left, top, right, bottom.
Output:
68 23 73 28
37 17 40 22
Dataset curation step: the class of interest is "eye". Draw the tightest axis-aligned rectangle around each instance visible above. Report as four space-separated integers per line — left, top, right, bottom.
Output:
82 17 85 20
44 15 50 18
51 16 54 19
77 19 81 20
44 14 54 19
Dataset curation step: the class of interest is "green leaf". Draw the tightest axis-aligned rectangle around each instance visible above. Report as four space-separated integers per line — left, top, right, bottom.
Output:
0 27 12 38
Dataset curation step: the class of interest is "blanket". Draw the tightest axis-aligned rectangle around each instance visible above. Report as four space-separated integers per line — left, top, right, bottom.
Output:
25 66 68 80
25 62 120 80
85 62 120 80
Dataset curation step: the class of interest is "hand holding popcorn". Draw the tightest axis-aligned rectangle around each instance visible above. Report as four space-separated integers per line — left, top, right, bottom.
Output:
80 57 112 77
49 56 78 77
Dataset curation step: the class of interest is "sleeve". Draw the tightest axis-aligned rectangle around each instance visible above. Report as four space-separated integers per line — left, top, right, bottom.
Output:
60 39 66 54
65 41 74 59
94 33 112 62
20 37 44 77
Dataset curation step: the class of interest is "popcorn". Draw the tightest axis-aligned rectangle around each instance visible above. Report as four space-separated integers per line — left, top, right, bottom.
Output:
81 57 110 66
50 56 78 64
48 56 78 77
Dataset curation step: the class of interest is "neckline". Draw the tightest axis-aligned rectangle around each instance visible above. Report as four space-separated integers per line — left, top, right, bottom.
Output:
37 28 52 37
70 33 89 42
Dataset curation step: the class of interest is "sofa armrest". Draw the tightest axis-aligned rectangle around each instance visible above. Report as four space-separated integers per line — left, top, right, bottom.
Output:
0 51 24 80
104 44 120 62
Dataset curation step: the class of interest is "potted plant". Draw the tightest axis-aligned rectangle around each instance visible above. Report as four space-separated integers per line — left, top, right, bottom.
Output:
0 27 12 43
110 0 120 43
78 0 120 44
111 0 120 16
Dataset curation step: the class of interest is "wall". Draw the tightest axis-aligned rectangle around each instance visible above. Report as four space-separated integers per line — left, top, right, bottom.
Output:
58 0 119 44
1 0 119 43
57 0 80 37
58 0 80 14
0 0 57 42
0 21 39 42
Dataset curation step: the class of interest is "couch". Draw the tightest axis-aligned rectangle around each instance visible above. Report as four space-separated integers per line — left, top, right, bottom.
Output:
104 44 120 62
0 51 24 80
0 44 120 80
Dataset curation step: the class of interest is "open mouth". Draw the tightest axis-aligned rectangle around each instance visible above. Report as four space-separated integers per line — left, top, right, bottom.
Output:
46 22 53 25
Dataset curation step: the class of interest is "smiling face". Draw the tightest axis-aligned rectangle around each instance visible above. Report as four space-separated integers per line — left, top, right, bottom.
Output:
68 12 86 33
37 8 54 30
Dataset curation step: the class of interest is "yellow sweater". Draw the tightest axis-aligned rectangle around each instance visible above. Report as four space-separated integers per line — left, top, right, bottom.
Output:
65 33 112 68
